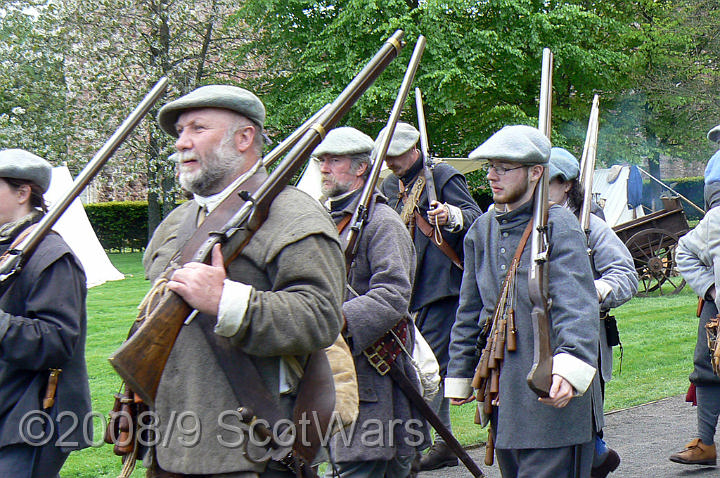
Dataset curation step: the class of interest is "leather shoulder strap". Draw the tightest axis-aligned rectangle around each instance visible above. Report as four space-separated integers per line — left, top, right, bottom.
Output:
177 171 267 265
413 211 463 270
336 214 352 234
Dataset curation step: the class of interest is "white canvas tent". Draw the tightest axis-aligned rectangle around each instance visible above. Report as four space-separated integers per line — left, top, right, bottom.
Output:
592 165 645 227
44 166 125 288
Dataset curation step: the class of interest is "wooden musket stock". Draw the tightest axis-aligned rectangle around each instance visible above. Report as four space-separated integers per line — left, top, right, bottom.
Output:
109 31 406 406
526 48 554 398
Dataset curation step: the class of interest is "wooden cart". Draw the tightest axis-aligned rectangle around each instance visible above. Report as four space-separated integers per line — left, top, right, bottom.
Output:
612 197 691 296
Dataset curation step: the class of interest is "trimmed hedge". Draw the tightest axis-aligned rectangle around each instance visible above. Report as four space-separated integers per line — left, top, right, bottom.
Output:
85 201 148 252
81 175 701 253
642 176 705 220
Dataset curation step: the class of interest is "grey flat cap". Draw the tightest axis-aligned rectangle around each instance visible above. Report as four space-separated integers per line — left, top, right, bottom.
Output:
312 127 374 157
469 125 550 165
157 85 265 137
378 122 420 156
0 149 52 193
708 124 720 143
548 147 580 181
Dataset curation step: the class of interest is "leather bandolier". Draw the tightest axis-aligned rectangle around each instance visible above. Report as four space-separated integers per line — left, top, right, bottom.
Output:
397 174 463 270
338 205 485 477
472 220 533 465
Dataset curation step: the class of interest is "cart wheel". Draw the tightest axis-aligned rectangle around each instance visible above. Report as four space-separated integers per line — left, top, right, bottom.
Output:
624 227 686 296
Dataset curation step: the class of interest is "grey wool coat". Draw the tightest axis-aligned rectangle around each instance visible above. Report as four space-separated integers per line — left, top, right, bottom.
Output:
583 212 638 382
447 199 600 449
677 183 720 385
143 173 345 475
327 190 430 463
0 219 92 452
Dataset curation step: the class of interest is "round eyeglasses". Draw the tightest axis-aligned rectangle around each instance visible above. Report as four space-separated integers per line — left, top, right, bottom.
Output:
482 164 526 176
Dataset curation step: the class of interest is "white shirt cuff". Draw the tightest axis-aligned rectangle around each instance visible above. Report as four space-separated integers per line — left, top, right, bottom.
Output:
552 352 596 396
595 279 613 302
214 279 253 337
443 203 464 233
444 377 474 399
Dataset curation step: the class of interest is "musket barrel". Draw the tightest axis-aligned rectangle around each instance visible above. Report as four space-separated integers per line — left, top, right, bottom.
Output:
344 35 426 269
415 87 438 204
110 32 406 405
579 95 600 234
250 30 405 219
527 48 554 397
263 104 331 169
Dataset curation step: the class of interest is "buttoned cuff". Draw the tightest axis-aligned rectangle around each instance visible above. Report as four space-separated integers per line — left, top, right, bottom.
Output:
444 377 473 399
552 352 596 396
214 279 253 337
443 203 464 233
595 279 613 302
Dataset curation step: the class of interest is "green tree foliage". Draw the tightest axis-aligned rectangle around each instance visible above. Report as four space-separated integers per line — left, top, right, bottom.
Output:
600 0 720 168
231 0 631 159
0 1 69 163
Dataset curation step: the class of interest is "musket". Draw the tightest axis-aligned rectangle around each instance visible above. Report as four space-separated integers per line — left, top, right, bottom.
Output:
415 87 444 243
578 95 600 237
263 104 331 169
0 77 169 285
344 36 426 270
343 36 484 477
109 30 406 406
526 48 554 398
415 88 437 204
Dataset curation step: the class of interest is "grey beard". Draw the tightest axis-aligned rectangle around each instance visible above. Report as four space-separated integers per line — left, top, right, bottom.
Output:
180 166 232 196
177 142 242 196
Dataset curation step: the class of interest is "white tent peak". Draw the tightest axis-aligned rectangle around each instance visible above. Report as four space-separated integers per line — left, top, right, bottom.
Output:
44 166 125 288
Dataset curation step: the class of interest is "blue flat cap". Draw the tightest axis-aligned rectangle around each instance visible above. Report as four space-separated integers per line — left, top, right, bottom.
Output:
708 124 720 143
0 149 52 193
312 127 374 157
705 150 720 185
548 147 580 181
158 85 265 137
469 125 550 165
378 122 420 157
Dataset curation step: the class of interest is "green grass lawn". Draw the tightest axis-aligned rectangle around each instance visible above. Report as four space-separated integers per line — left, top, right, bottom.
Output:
62 253 148 478
61 253 700 476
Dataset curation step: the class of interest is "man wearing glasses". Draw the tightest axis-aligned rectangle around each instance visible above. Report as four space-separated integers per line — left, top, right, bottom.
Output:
446 125 599 477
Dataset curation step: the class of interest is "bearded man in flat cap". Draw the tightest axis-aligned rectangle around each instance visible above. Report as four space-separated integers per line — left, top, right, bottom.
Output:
142 85 345 477
379 122 481 470
445 125 600 477
312 126 429 477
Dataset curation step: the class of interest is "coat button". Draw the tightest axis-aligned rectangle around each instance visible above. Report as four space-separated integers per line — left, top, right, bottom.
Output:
502 232 509 237
500 264 507 270
500 247 506 254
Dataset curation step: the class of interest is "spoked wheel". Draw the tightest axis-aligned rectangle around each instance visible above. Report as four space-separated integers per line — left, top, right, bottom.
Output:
624 228 686 296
